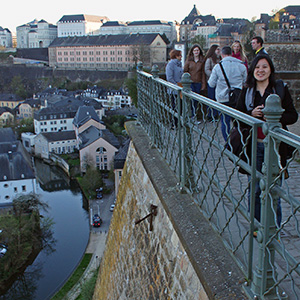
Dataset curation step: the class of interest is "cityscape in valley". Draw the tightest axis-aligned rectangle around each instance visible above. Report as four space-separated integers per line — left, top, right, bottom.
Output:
0 3 299 299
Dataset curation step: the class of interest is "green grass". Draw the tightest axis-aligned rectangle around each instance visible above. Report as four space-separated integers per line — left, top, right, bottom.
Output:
51 253 93 300
75 268 99 300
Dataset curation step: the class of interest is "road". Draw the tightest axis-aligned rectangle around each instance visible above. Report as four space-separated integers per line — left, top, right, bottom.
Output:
89 178 115 233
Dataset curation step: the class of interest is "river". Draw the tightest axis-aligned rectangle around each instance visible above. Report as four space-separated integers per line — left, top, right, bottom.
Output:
1 160 90 300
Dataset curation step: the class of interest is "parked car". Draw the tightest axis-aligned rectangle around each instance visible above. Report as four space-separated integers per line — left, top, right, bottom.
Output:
96 192 103 199
92 214 102 227
110 204 115 212
0 243 7 258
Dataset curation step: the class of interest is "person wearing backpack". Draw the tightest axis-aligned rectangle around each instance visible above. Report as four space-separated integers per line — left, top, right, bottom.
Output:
235 54 298 228
208 46 247 141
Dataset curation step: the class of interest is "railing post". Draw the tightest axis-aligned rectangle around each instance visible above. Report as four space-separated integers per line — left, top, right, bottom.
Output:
250 94 284 298
181 73 194 191
136 62 143 116
150 65 159 147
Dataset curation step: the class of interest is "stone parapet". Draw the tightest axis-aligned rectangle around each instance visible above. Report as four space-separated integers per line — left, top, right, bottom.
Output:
93 121 246 299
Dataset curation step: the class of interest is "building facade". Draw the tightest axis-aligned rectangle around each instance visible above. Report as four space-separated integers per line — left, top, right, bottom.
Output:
79 126 119 172
16 98 41 119
48 33 167 70
0 108 14 127
16 19 57 48
57 14 109 37
0 128 37 204
34 131 77 159
100 20 178 44
34 107 76 134
0 26 12 48
0 93 24 109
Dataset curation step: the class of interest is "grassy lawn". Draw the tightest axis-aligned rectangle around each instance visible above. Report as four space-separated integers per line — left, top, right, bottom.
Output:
75 268 99 300
51 253 92 300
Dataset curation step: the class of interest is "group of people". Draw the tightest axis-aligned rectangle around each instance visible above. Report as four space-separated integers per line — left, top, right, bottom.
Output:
166 36 298 229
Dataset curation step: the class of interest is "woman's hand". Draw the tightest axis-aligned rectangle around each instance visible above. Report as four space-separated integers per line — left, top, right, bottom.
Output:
251 105 264 118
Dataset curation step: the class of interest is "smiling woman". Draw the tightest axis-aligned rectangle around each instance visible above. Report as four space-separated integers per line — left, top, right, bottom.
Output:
235 54 298 227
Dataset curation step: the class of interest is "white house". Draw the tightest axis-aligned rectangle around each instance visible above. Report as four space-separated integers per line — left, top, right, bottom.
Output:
16 19 57 48
34 131 77 159
57 14 109 37
0 26 12 48
21 132 37 154
78 126 120 172
0 128 37 205
99 20 178 44
34 107 75 134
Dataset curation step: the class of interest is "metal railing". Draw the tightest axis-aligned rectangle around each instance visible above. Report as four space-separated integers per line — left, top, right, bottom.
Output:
136 62 300 299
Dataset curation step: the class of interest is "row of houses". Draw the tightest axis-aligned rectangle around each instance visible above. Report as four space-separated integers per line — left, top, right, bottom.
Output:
2 5 299 52
1 100 130 205
0 86 131 126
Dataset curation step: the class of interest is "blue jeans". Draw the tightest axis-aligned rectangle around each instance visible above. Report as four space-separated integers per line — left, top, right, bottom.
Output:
220 101 231 142
248 142 282 227
191 82 201 117
207 83 218 118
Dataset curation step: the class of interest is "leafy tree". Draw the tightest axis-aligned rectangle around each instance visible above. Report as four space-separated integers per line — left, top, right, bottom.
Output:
10 76 27 99
131 44 151 66
269 19 279 29
80 167 103 197
125 74 137 107
243 22 256 63
190 35 207 51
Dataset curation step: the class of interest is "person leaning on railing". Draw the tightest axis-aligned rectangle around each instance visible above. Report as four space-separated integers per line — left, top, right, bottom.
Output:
235 54 298 228
166 49 183 128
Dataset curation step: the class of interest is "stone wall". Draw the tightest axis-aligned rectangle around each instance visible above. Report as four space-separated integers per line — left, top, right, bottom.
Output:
0 65 128 88
265 43 300 72
276 72 300 111
93 122 246 300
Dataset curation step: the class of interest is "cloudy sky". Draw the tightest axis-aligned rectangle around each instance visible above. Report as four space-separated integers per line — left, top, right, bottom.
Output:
2 0 298 33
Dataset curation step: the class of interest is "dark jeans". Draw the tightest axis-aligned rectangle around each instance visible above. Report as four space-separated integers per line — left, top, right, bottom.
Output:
220 101 231 142
248 142 282 227
207 83 218 118
191 82 201 117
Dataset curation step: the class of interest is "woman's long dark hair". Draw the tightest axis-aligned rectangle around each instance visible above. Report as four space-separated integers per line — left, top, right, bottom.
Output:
246 54 276 89
186 44 204 61
204 44 220 64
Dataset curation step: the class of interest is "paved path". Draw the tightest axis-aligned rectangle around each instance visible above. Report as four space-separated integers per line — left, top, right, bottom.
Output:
63 232 108 300
288 113 300 136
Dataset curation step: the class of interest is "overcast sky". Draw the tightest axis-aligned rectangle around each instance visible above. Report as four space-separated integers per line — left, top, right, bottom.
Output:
2 0 299 33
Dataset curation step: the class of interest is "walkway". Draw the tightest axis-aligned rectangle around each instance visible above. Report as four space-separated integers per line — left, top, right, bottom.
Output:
63 232 107 300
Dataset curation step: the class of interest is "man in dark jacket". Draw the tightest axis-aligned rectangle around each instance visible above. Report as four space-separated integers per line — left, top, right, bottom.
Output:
251 36 268 56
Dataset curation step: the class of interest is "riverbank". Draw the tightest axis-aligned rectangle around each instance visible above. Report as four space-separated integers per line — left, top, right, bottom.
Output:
62 232 108 300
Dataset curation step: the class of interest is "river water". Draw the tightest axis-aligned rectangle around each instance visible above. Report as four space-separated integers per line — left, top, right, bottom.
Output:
1 160 90 300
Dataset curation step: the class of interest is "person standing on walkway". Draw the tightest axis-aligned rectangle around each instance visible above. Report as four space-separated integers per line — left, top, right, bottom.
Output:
235 54 298 227
166 49 183 128
231 40 248 70
251 36 268 57
184 44 206 117
204 44 221 121
208 46 247 141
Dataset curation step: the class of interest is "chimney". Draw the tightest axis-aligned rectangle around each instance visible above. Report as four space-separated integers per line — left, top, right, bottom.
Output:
8 151 13 160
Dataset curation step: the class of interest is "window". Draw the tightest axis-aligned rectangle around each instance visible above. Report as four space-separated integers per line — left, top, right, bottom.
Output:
22 185 26 192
